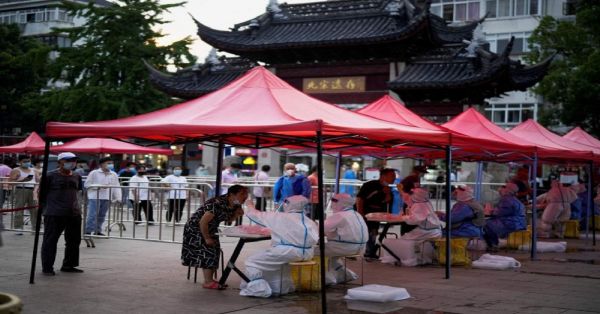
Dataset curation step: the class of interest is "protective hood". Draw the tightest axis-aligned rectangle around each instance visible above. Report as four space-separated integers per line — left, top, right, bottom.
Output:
411 188 429 203
283 195 309 213
331 193 354 213
456 185 474 202
499 182 519 196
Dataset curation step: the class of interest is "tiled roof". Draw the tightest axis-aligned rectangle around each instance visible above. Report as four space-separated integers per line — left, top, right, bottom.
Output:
390 37 553 101
145 58 255 99
194 0 479 63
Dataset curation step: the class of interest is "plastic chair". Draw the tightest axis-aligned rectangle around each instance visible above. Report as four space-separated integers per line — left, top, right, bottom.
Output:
187 249 224 283
283 260 317 294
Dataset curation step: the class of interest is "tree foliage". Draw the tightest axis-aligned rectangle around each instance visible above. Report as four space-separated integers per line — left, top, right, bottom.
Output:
526 1 600 136
30 0 196 123
0 24 50 134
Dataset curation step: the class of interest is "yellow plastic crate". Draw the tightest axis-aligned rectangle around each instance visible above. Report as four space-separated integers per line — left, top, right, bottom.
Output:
290 256 327 292
434 238 470 266
564 220 580 238
506 230 531 249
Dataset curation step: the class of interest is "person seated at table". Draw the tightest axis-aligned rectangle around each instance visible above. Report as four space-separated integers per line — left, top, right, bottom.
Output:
383 188 444 266
483 183 526 252
569 181 586 222
240 195 318 297
537 180 578 238
180 185 247 290
439 186 485 238
321 193 368 285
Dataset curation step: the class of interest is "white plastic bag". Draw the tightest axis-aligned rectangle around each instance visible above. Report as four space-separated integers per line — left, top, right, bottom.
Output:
519 241 566 253
345 284 411 303
472 254 521 270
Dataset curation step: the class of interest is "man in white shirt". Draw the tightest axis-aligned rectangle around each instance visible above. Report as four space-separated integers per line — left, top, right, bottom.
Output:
162 166 188 223
128 165 154 224
84 157 121 235
221 163 241 195
253 165 271 211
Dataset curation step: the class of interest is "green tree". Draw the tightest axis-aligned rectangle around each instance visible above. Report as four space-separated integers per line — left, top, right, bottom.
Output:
0 24 51 134
30 0 196 123
526 1 600 136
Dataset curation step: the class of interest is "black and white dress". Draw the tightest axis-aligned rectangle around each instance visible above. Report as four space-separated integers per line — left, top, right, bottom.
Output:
181 195 234 269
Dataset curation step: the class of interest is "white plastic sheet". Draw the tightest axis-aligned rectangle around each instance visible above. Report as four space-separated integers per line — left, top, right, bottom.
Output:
345 284 411 303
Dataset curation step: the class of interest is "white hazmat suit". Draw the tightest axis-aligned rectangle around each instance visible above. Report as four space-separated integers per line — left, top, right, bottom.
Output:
322 193 368 284
537 181 578 238
382 188 444 266
240 195 319 297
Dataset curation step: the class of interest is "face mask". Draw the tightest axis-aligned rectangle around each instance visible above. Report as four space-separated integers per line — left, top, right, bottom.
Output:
285 170 294 177
138 171 146 176
129 167 136 172
63 162 75 170
105 163 114 171
232 199 241 206
21 162 31 168
173 170 182 176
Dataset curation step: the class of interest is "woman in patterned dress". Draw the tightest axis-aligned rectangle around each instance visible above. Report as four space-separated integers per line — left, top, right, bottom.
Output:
181 185 247 289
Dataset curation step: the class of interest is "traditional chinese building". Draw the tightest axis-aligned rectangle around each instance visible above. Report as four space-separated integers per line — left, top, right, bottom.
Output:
146 0 551 123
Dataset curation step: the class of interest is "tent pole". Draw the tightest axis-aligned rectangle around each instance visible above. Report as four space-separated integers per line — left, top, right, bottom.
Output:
334 152 342 194
316 131 327 313
475 161 483 201
30 138 51 284
530 153 539 260
590 162 596 246
181 144 188 172
445 145 452 279
214 139 224 196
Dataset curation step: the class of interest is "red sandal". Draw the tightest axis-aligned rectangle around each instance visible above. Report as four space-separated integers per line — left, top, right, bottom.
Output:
202 281 225 290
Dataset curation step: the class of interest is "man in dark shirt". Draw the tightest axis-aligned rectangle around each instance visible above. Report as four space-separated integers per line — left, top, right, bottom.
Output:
511 167 531 204
356 168 396 259
41 152 84 275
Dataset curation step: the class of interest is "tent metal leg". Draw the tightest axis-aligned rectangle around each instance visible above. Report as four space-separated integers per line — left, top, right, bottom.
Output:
530 153 539 260
445 145 452 279
334 152 342 194
316 131 327 313
590 162 596 246
214 139 224 195
30 139 51 284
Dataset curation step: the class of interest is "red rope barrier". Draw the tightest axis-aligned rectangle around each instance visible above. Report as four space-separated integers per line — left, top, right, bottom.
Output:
0 205 40 213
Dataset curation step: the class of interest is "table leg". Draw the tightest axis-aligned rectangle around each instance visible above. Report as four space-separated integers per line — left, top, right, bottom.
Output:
378 223 403 263
218 238 249 287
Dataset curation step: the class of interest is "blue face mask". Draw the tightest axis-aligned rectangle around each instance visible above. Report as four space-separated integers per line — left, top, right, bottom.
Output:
173 170 182 176
21 162 32 168
106 163 114 171
63 162 75 170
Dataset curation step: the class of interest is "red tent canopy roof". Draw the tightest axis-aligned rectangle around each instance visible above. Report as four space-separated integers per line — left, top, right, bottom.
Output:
563 127 600 149
356 95 442 131
46 67 450 148
509 120 600 159
51 138 172 155
442 108 537 152
0 132 45 154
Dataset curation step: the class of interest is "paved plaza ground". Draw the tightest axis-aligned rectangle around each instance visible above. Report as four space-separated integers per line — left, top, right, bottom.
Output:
1 229 600 314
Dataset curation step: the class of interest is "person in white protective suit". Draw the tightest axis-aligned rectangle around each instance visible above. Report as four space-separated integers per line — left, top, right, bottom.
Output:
240 195 319 298
537 180 578 238
321 193 368 285
382 188 445 266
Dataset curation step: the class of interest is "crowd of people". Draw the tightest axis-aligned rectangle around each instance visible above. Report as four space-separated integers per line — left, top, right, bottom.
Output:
1 154 599 296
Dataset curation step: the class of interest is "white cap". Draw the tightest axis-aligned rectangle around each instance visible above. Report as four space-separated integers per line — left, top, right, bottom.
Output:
411 187 429 203
283 195 309 213
57 152 77 161
331 193 354 213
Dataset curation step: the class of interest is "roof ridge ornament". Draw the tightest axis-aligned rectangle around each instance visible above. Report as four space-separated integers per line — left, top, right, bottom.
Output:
461 24 488 58
385 0 403 16
267 0 286 19
205 48 221 65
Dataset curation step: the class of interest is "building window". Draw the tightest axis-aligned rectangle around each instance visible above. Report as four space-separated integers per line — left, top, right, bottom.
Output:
37 35 72 48
0 7 73 25
486 32 531 55
485 0 538 18
431 0 481 22
485 103 538 128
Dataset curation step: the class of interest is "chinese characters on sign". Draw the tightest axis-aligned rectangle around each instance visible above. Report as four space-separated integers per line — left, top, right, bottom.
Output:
302 76 366 94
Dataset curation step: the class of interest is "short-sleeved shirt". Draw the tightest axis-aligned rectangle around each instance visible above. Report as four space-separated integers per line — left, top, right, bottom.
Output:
44 170 82 216
400 174 419 194
356 180 390 214
161 175 188 199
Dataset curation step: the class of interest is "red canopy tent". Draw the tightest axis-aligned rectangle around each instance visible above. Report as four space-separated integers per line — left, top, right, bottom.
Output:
46 67 452 150
509 120 600 160
39 66 465 299
51 138 172 155
0 132 46 154
356 95 442 131
563 127 600 150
